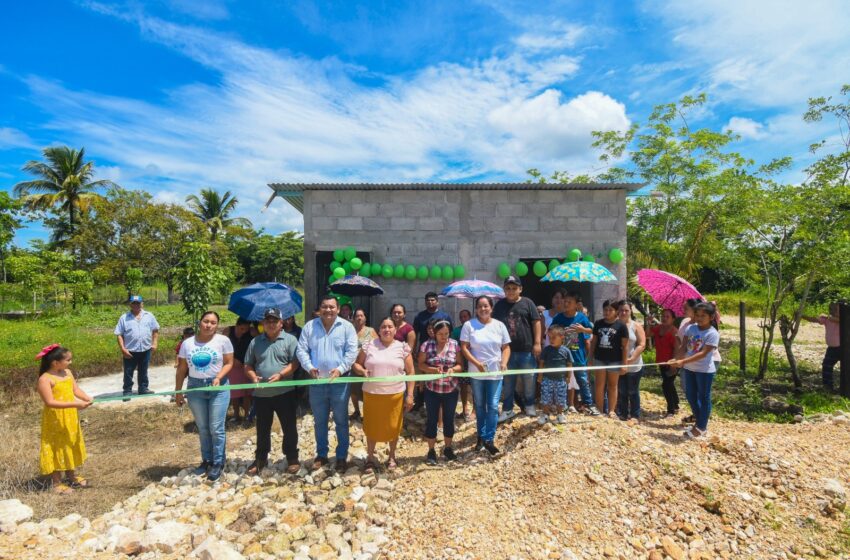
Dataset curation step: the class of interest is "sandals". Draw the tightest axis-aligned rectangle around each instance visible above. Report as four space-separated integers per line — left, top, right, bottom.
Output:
386 458 398 471
363 459 379 474
53 482 73 494
246 459 267 475
286 463 301 474
69 476 89 488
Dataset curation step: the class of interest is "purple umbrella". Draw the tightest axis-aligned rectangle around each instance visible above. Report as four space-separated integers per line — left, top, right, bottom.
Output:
440 279 505 299
636 269 703 317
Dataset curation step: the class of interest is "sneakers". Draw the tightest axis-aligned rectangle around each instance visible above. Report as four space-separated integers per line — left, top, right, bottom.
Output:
122 391 132 402
442 447 457 461
537 413 548 426
426 449 438 466
525 405 537 417
483 441 500 456
587 406 601 416
192 461 211 476
207 463 224 481
138 388 155 395
556 413 568 425
497 410 517 423
475 437 486 453
568 406 578 414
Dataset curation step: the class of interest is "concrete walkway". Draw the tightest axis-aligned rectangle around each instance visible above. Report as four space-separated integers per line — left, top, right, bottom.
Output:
79 364 178 408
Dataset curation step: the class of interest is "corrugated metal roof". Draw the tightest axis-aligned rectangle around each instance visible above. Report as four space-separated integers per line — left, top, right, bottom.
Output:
269 182 645 192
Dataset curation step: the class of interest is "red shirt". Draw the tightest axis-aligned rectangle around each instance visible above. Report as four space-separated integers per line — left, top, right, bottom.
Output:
651 325 677 362
394 323 414 343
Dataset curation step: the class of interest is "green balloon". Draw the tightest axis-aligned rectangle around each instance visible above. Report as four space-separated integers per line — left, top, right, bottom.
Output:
533 261 547 277
361 262 371 277
394 264 405 278
608 248 624 264
567 248 582 262
333 249 344 262
583 254 596 263
430 265 442 280
453 265 465 279
405 265 417 280
333 267 346 279
497 262 511 279
442 265 454 281
417 265 429 280
342 261 352 274
350 257 363 270
371 263 381 277
329 261 341 272
336 294 351 306
515 262 529 277
548 259 560 271
344 246 356 262
383 264 394 278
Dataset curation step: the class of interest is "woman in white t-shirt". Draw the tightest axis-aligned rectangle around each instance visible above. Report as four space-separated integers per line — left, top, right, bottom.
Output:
460 296 510 456
175 311 234 481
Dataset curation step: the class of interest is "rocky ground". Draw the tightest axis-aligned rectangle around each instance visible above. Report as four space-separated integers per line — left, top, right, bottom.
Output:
1 391 848 560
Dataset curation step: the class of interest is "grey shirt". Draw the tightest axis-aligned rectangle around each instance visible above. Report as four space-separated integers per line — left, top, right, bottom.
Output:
243 332 299 398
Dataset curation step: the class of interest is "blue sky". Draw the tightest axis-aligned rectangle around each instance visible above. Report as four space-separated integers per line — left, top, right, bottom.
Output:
2 0 849 245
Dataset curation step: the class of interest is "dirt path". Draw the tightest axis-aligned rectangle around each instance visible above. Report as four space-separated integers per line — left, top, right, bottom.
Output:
78 364 178 407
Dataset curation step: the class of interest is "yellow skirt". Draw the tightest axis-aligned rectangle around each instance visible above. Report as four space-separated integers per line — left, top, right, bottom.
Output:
362 391 404 442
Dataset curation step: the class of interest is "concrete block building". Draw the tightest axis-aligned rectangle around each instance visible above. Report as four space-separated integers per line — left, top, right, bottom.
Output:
269 183 641 323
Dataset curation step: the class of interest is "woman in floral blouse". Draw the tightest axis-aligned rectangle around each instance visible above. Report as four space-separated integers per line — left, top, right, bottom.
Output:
417 318 463 465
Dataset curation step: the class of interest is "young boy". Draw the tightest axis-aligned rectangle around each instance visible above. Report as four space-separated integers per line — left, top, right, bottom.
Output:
803 303 842 391
537 324 573 425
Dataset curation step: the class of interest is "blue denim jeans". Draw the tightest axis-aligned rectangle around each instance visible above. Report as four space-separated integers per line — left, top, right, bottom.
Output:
682 370 715 431
186 377 230 465
572 367 593 407
471 378 502 442
122 350 151 393
502 351 537 412
616 368 642 419
308 382 351 461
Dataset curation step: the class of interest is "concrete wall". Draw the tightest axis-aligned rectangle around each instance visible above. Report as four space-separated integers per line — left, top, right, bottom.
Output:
303 188 627 322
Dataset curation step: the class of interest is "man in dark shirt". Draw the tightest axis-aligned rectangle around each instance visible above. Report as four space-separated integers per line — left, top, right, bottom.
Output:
493 276 542 421
412 292 452 411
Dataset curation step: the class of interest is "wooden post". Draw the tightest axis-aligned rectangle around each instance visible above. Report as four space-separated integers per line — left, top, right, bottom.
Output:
739 301 747 374
839 302 850 398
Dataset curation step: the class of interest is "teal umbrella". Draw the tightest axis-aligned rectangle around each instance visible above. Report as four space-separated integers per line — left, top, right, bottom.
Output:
541 261 617 283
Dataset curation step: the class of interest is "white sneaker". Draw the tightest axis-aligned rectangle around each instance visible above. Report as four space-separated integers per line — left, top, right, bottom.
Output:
556 414 568 424
568 406 578 414
525 405 537 417
498 410 517 423
537 413 547 425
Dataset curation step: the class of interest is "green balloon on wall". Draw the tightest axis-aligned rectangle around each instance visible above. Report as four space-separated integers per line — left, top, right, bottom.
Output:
342 261 352 274
608 248 624 264
333 249 344 262
548 259 560 271
394 264 405 278
443 265 454 281
405 265 417 280
583 254 595 262
417 266 428 280
329 261 341 272
333 267 346 279
350 257 363 270
533 261 547 277
497 262 511 279
567 248 582 262
453 265 466 279
430 265 442 280
371 263 382 277
344 246 356 261
383 264 394 278
361 262 371 277
515 262 529 277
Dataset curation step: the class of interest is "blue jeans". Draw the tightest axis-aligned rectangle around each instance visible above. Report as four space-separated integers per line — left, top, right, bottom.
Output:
122 350 151 393
308 382 351 461
616 368 642 419
186 377 230 465
471 378 502 442
502 352 537 412
682 370 715 431
572 367 593 407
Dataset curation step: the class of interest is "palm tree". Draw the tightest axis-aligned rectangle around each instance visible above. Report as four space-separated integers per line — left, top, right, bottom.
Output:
13 146 116 244
185 188 252 241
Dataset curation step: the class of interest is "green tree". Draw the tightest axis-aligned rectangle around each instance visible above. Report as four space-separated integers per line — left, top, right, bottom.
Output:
231 231 304 285
0 192 22 282
185 188 252 241
124 267 143 300
177 242 231 325
6 253 43 311
62 269 94 309
12 146 117 245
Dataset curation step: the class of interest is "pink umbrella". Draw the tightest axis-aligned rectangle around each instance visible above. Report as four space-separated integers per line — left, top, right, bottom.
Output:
636 269 704 317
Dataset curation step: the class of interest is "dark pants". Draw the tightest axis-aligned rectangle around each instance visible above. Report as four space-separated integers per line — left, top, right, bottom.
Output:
823 346 842 389
122 350 151 393
616 368 642 419
659 365 680 413
254 391 299 463
424 389 459 439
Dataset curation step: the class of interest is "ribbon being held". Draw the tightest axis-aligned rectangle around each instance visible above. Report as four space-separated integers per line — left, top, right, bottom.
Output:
35 343 61 360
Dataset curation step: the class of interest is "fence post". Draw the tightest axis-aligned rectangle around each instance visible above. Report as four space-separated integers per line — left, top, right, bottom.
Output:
840 302 850 398
739 301 747 374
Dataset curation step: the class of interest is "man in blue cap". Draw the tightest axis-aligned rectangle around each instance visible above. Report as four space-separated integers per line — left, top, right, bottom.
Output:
115 295 160 400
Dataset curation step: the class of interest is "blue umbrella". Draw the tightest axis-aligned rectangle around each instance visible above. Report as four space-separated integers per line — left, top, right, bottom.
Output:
228 282 302 321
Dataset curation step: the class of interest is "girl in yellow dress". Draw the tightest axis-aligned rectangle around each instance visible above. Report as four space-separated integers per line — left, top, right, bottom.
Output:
36 344 92 494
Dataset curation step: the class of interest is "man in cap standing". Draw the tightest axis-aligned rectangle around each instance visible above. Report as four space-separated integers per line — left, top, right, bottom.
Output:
115 295 160 399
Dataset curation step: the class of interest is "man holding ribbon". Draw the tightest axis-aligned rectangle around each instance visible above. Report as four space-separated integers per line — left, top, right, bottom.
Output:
296 295 359 473
244 307 301 475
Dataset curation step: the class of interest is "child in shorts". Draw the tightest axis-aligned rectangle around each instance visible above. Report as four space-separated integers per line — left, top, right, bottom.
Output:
537 324 573 425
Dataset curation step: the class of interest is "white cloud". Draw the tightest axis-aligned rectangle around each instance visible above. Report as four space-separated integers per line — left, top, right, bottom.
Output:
725 116 766 140
23 9 631 232
0 127 35 150
515 21 586 52
163 0 229 21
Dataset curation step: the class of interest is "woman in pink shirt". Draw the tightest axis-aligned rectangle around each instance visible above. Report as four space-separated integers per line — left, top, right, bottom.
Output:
804 303 842 391
352 317 415 471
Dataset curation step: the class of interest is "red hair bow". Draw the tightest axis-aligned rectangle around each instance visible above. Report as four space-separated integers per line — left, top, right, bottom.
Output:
35 343 61 361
